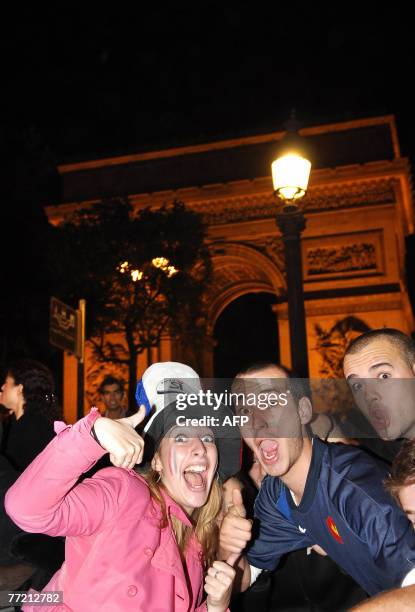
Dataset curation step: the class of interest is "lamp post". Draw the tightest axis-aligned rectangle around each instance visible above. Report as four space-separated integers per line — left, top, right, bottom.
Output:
272 118 311 377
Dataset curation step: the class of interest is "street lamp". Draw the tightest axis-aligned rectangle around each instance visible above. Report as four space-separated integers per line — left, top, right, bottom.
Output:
272 116 312 377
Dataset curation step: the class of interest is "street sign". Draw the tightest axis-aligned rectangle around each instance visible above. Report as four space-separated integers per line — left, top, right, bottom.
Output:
50 297 86 421
49 297 78 355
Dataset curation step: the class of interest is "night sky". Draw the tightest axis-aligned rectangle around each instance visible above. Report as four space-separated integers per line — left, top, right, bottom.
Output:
2 5 415 372
7 5 415 164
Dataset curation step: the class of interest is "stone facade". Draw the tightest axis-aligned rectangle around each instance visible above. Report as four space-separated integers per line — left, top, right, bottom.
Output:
47 116 414 420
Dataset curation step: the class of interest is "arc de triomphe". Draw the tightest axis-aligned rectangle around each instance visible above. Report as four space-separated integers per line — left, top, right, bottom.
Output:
48 115 414 421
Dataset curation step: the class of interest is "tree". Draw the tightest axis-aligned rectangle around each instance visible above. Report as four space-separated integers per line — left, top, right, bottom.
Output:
52 198 211 408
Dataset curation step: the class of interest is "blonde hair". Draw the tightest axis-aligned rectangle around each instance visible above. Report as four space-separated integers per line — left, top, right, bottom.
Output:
144 468 222 569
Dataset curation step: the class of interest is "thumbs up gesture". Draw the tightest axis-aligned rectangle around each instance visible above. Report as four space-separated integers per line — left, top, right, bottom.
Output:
93 405 147 469
219 488 252 557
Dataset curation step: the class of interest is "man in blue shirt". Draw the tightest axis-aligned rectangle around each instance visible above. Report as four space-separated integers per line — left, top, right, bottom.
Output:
219 362 415 598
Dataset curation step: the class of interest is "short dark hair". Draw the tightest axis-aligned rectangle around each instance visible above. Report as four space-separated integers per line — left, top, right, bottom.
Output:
99 375 124 394
238 361 292 378
236 361 311 404
385 440 415 505
344 328 415 369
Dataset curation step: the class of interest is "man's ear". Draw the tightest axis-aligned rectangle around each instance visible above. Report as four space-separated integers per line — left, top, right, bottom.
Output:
151 453 162 473
412 361 415 377
298 396 313 425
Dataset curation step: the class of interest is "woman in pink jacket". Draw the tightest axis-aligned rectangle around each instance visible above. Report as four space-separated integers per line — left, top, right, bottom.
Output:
5 362 241 612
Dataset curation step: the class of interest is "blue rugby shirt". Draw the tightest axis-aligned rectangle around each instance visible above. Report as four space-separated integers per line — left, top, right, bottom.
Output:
247 438 415 596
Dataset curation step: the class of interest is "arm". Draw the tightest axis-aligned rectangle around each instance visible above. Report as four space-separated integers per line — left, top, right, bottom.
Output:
345 484 415 588
350 585 415 611
5 408 146 537
245 478 311 574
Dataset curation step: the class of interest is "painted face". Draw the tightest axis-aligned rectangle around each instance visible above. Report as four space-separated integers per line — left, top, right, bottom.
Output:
153 426 218 515
235 366 311 481
343 338 415 440
1 375 24 418
101 384 123 411
398 483 415 529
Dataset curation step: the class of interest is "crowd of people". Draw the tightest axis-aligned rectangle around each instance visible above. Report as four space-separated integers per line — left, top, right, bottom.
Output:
1 327 415 611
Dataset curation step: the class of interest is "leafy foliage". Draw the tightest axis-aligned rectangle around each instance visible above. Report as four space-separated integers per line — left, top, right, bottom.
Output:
53 198 210 407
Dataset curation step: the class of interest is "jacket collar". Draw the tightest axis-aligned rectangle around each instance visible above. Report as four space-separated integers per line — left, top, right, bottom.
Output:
160 486 193 527
132 471 194 527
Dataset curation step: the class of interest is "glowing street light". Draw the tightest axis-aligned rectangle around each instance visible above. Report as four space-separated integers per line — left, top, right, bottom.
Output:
271 114 312 377
118 257 178 282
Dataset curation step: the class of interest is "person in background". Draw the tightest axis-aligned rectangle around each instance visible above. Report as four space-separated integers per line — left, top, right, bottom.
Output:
99 374 127 419
385 439 415 528
0 359 64 587
0 359 60 471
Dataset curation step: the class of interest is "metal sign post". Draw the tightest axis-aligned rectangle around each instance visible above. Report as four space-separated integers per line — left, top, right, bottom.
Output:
76 299 86 421
50 297 86 421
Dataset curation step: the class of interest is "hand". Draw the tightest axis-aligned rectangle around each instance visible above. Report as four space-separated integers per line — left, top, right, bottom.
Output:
93 406 146 469
219 489 252 557
205 555 237 612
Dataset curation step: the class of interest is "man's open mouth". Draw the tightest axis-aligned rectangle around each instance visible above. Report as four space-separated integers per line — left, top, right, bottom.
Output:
369 408 390 431
258 439 279 464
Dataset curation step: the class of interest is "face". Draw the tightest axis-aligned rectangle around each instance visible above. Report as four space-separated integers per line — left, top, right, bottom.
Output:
343 338 415 440
398 483 415 529
1 375 24 417
152 426 218 515
235 366 312 481
101 383 123 411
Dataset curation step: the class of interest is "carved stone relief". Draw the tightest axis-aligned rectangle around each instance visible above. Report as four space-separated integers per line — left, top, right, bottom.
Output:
303 231 384 281
306 242 377 276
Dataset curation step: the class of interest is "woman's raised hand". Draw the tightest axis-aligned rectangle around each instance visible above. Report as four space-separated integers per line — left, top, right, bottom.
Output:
93 406 147 469
204 556 237 612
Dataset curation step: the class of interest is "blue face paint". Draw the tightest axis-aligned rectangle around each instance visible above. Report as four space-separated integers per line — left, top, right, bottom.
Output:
135 380 152 417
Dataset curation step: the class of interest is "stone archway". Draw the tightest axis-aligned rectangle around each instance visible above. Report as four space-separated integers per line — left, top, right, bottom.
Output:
207 242 285 333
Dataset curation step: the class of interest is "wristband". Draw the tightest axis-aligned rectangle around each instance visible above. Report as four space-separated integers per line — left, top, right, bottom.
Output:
90 423 104 448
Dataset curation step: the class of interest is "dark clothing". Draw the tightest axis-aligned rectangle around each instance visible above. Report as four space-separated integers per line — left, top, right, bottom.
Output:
1 411 55 471
0 453 22 563
232 549 367 612
1 411 63 588
248 439 415 596
266 548 367 612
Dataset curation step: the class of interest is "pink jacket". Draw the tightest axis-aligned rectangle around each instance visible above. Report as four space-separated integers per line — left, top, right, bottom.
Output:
5 409 208 612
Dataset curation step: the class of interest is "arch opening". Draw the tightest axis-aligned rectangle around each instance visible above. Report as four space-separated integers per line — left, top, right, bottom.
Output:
213 292 279 378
